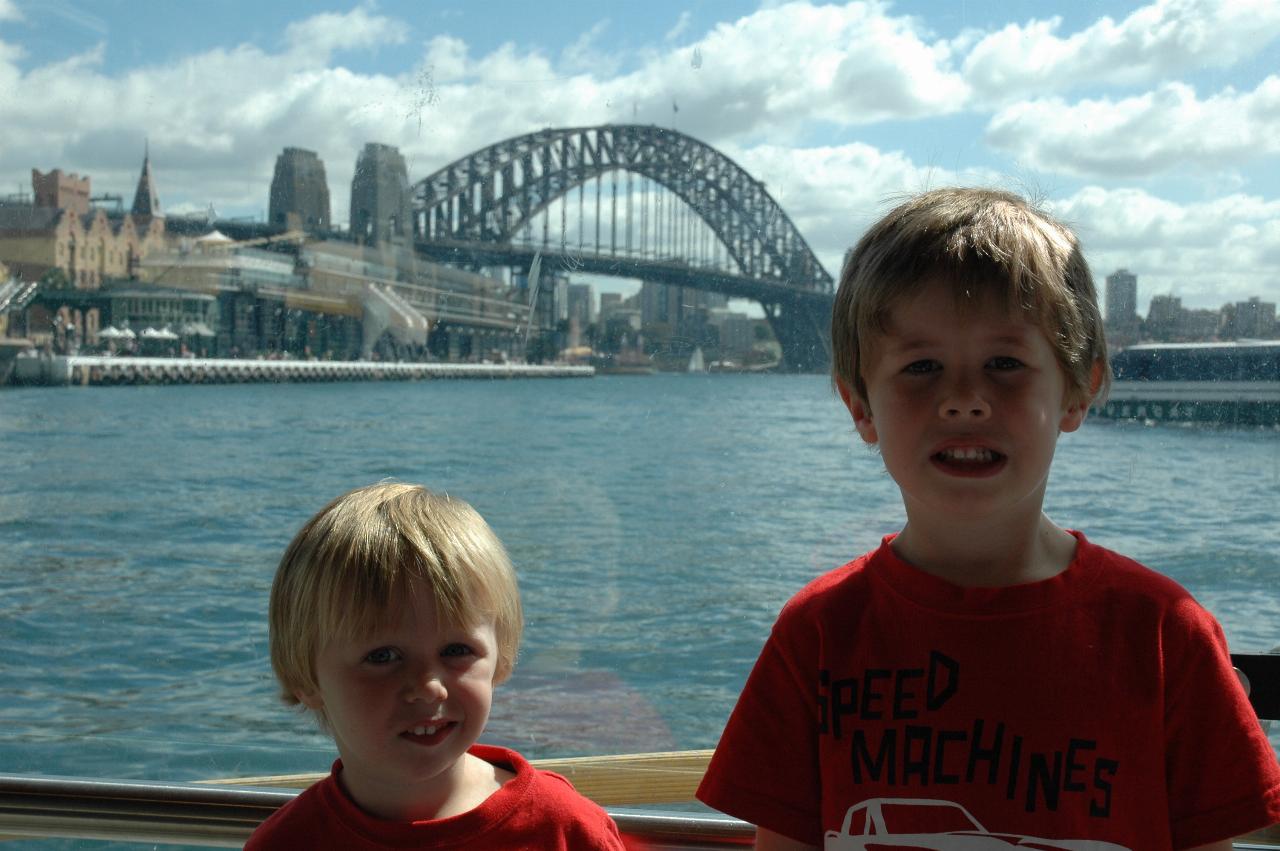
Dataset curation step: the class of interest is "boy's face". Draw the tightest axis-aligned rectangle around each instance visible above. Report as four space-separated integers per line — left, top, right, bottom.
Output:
840 277 1088 526
298 580 500 819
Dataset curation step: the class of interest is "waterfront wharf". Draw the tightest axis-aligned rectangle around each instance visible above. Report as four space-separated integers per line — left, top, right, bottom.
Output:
10 354 593 387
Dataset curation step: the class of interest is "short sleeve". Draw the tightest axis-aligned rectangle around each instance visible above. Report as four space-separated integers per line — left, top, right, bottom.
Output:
541 772 628 850
1162 598 1280 848
696 599 824 845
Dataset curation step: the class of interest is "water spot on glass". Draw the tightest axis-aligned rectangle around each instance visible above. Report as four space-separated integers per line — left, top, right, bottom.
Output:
406 66 439 136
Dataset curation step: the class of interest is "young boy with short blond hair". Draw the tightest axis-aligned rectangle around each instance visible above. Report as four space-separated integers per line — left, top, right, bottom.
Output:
697 188 1280 850
247 481 625 850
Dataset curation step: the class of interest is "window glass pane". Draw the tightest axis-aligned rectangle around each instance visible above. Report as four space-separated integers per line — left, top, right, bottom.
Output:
1 1 1277 848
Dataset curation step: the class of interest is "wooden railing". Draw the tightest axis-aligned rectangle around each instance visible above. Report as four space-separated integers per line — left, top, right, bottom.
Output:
201 748 716 807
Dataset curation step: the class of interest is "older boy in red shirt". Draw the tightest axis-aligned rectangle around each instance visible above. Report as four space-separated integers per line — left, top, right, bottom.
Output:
697 188 1280 850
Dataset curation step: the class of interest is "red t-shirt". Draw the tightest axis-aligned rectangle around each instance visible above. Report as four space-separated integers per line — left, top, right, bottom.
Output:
246 744 626 849
697 532 1280 849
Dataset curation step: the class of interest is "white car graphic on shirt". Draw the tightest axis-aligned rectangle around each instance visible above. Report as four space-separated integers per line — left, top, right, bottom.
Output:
824 798 1130 850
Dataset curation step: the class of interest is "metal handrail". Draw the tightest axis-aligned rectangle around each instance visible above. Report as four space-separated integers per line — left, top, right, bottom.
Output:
4 772 1277 848
0 773 754 848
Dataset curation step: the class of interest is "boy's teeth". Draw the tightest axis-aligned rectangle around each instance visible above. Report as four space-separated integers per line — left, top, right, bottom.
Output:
941 447 993 462
412 725 439 735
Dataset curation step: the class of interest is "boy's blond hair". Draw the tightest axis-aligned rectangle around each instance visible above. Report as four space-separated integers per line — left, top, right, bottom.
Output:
832 187 1109 407
269 482 523 717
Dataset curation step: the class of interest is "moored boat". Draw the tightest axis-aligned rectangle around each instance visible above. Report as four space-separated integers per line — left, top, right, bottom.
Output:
1094 341 1280 425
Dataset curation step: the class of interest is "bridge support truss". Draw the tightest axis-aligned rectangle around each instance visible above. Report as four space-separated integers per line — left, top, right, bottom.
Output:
412 124 835 371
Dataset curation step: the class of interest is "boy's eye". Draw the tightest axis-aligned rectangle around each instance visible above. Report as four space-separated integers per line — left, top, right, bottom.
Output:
987 356 1024 370
902 359 939 375
441 643 474 658
364 647 401 665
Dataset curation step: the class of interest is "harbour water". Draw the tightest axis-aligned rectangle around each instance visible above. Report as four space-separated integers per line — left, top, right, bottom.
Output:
2 374 1279 843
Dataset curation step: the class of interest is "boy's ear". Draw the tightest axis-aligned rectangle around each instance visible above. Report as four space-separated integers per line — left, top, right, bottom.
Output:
1088 359 1104 397
837 379 878 445
1059 398 1087 434
296 688 324 711
1060 361 1104 434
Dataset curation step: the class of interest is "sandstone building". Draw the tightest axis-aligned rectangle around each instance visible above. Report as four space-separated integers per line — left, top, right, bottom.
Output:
0 153 165 290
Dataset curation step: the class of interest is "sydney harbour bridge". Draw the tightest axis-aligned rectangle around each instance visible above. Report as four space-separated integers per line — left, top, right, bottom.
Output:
409 124 835 372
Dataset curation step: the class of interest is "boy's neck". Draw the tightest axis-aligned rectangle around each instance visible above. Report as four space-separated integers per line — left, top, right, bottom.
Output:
340 750 512 823
890 512 1077 588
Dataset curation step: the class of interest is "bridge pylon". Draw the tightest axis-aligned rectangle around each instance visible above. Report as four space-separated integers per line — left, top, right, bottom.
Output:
763 297 831 373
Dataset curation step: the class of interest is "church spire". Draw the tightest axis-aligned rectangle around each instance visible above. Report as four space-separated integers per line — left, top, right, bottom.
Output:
131 142 161 218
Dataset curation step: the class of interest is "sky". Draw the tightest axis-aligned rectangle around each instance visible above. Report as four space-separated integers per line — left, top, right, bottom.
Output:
2 0 1279 313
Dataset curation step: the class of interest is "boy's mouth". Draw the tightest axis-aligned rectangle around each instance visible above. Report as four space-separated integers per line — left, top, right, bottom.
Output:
932 446 1005 475
401 722 456 745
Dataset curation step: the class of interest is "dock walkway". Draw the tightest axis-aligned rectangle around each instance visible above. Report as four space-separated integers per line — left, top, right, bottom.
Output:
10 355 593 386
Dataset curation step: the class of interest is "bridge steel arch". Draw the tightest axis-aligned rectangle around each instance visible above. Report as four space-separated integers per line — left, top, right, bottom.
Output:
411 124 834 369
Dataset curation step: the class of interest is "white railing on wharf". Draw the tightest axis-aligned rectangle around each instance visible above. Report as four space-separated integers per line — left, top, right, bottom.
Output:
1104 379 1280 404
11 354 594 386
1091 380 1280 425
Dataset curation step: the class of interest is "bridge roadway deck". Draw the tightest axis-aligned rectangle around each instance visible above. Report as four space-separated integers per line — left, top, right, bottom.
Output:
415 239 835 307
10 355 593 387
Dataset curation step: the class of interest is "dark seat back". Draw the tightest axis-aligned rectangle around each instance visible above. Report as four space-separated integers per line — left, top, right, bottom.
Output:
1231 653 1280 722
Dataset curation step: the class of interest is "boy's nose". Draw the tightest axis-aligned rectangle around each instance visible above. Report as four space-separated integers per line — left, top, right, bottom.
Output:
939 385 991 419
405 668 449 702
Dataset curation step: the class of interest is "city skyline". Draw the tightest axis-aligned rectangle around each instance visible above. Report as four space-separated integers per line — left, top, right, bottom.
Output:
2 0 1279 311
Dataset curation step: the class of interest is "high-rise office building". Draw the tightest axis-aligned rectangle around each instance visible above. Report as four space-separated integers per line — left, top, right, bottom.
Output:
1145 294 1182 341
1229 296 1276 339
599 292 623 320
350 143 411 245
1105 269 1137 326
269 148 331 231
1104 268 1139 343
567 283 596 328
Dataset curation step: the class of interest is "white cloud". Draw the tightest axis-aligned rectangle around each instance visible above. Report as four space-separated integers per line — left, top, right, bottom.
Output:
421 35 468 82
701 144 1278 311
986 77 1280 178
0 1 1276 313
725 146 1280 310
553 1 970 147
0 37 387 216
0 35 23 69
963 0 1280 102
560 20 618 77
283 4 406 60
1051 187 1280 310
682 2 967 130
34 1 107 36
729 142 999 278
825 7 967 122
665 11 692 42
0 0 22 23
